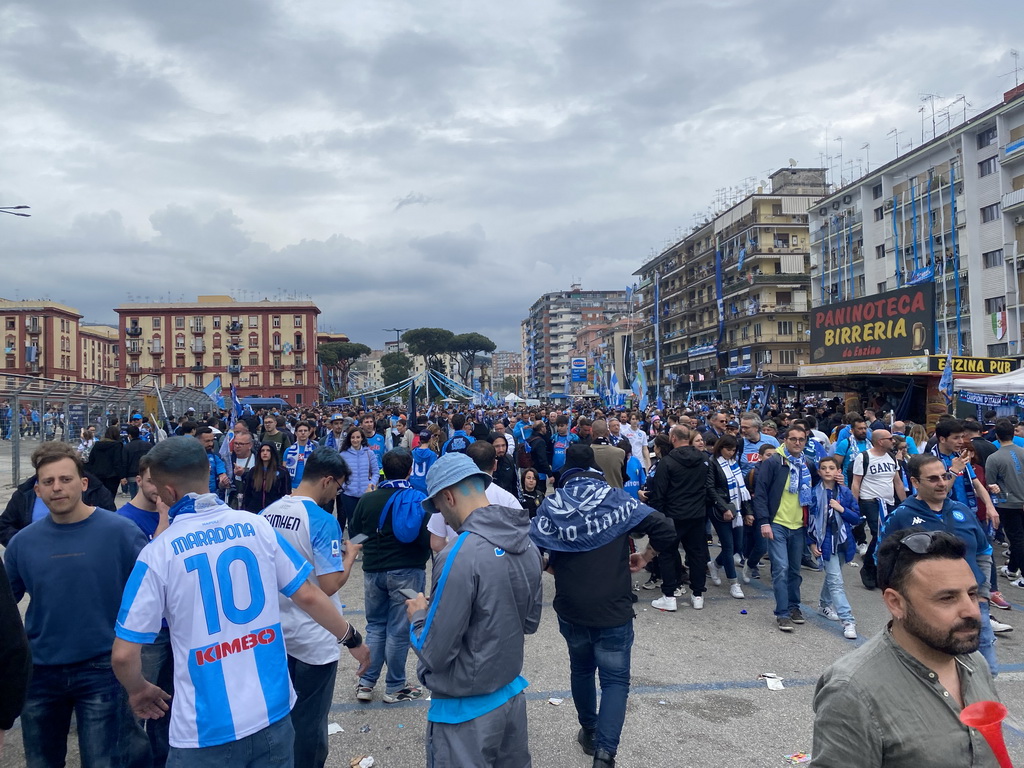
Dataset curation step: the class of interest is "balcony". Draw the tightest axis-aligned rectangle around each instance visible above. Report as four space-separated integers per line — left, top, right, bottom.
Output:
27 324 41 335
191 324 206 334
272 344 282 352
1000 139 1024 166
149 363 163 372
292 361 305 370
227 364 243 374
271 363 283 370
227 322 243 334
125 326 142 337
1002 188 1024 215
127 363 141 374
226 343 243 354
293 342 305 352
149 344 163 355
126 345 142 356
191 342 205 354
24 362 39 373
190 364 206 372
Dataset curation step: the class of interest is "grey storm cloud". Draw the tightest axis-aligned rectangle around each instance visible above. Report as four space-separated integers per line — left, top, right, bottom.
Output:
3 0 1023 350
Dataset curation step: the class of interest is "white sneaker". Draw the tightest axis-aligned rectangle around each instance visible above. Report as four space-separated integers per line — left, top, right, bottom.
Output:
741 563 753 583
1010 577 1024 589
1000 565 1021 580
690 594 704 610
652 595 677 612
707 560 722 586
819 605 840 621
856 543 868 556
734 553 744 565
673 585 688 597
843 622 858 639
990 616 1014 634
730 583 745 599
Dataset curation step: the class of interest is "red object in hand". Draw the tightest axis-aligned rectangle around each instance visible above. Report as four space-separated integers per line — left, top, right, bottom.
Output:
960 700 1013 768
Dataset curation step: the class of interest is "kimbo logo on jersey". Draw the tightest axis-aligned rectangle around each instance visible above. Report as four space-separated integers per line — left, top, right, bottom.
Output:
194 626 277 666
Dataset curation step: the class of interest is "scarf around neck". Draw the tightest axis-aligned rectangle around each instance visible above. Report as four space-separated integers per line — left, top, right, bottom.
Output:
782 450 813 506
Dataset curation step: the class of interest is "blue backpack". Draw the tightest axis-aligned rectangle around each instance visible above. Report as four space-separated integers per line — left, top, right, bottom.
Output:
379 488 429 543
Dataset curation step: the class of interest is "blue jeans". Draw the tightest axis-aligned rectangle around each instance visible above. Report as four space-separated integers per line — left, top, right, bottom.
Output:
711 517 738 580
818 555 854 623
287 657 337 768
21 655 125 768
744 523 767 573
979 600 998 677
768 523 805 617
361 568 426 693
167 715 293 768
557 617 633 756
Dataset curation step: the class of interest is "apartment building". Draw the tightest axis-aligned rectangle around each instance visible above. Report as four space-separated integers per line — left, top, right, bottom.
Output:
79 324 120 385
1 298 86 381
633 168 827 401
807 85 1024 361
115 295 321 405
522 285 629 397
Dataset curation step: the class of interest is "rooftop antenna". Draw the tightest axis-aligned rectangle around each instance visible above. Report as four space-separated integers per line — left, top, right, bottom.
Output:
861 142 871 173
833 136 844 186
886 127 903 157
920 93 942 140
1005 50 1021 88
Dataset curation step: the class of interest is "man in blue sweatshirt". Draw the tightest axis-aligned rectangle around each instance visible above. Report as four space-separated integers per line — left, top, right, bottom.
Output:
4 442 148 766
880 453 997 675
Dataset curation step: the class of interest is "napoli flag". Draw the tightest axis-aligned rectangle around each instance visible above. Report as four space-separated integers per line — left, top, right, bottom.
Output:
939 349 954 403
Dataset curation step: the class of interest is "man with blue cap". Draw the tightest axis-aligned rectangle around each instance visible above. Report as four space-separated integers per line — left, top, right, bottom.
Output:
405 453 543 767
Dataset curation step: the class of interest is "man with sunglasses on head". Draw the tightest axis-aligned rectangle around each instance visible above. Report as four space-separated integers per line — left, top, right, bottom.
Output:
878 454 999 676
810 528 1001 767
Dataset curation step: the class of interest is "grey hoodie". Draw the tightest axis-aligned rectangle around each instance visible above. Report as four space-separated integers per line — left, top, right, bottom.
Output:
410 504 543 715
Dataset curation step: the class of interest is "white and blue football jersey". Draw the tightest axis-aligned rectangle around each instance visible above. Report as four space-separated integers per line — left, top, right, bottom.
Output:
260 495 345 665
116 493 313 749
282 440 318 488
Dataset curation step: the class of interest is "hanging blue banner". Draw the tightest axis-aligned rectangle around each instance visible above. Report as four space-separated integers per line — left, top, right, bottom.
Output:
715 248 725 346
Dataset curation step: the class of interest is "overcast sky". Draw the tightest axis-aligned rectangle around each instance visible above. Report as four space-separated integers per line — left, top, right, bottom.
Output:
4 0 1024 351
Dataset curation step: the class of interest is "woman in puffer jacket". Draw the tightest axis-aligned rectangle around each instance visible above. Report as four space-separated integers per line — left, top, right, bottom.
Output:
339 425 378 532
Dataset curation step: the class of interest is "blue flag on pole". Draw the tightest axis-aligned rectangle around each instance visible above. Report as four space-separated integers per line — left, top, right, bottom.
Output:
203 376 225 409
231 384 243 420
940 349 954 402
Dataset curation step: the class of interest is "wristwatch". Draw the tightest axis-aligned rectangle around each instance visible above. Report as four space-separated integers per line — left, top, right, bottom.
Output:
338 623 363 648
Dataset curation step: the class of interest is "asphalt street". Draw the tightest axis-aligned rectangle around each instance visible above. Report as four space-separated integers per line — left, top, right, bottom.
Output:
2 437 1023 767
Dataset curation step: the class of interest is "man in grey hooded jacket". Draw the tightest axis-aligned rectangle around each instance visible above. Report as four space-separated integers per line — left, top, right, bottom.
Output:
406 452 544 768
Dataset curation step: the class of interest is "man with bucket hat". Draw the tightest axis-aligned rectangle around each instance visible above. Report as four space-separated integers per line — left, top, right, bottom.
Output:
405 453 544 767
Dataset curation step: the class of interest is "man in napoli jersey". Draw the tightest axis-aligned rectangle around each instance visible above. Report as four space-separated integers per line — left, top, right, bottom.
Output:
282 420 319 489
261 448 360 768
112 437 370 768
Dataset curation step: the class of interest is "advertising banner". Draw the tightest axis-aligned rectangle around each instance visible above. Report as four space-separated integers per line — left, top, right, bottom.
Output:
809 284 935 364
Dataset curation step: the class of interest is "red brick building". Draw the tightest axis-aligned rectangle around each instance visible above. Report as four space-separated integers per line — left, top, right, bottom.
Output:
115 296 322 406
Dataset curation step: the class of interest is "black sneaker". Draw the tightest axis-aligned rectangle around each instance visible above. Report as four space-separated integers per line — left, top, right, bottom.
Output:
777 616 795 632
860 567 877 591
790 608 806 624
577 727 596 756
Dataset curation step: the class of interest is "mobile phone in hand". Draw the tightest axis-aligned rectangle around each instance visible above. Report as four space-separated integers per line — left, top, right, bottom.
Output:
398 588 421 600
347 533 369 546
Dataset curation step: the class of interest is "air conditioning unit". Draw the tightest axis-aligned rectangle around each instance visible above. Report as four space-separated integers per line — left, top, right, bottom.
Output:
883 200 894 211
842 194 853 204
1014 215 1024 226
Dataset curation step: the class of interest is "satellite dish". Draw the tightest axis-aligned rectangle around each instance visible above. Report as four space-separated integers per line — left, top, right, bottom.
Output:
789 158 798 167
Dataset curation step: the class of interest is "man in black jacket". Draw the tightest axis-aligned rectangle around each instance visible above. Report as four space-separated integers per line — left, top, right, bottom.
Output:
0 563 31 760
648 426 731 611
528 420 553 492
531 444 675 768
0 471 115 547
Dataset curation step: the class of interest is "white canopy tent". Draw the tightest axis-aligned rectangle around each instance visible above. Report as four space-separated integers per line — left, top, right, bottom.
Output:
953 367 1024 395
504 393 526 403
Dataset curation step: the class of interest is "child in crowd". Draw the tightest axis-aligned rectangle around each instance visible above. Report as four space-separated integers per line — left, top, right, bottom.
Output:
807 456 863 639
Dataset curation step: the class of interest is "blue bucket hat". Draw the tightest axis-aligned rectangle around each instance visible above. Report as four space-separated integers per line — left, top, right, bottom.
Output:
422 453 492 515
